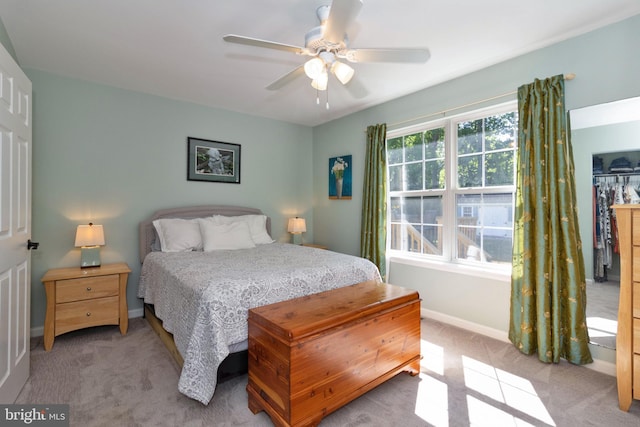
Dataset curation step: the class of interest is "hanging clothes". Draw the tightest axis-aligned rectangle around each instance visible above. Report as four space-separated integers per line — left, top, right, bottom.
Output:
594 181 612 281
592 174 640 281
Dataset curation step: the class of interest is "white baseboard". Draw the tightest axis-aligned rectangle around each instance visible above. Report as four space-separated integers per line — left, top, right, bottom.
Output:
586 358 616 377
31 325 44 338
420 308 616 377
129 307 144 319
30 307 145 338
421 308 509 342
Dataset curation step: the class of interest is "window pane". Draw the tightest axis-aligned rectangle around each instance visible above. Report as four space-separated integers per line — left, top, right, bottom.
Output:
422 225 443 255
404 196 422 223
404 133 423 162
456 193 513 263
389 196 443 255
390 197 402 221
422 196 443 255
457 119 483 155
479 193 513 230
406 224 423 253
422 196 443 224
458 155 482 187
389 196 403 251
389 165 403 191
424 159 445 189
424 128 445 159
485 151 514 186
406 163 423 191
482 234 513 263
387 137 403 164
485 112 517 151
456 194 480 259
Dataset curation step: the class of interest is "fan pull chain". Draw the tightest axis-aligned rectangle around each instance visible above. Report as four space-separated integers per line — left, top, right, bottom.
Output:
326 84 330 110
316 86 320 105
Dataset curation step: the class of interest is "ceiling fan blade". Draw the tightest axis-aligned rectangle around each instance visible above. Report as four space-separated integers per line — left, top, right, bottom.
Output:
345 48 431 63
223 34 305 55
266 65 305 90
344 75 368 99
323 0 363 44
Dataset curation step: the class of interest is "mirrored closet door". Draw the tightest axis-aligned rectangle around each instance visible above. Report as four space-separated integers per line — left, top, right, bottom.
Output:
571 96 640 350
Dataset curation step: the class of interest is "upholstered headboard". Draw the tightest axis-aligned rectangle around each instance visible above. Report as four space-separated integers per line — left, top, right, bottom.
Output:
139 205 271 262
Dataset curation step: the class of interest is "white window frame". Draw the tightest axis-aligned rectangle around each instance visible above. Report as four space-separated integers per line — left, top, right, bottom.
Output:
386 101 517 275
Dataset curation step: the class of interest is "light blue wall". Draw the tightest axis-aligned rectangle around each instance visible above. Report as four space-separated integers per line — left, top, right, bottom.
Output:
26 69 313 329
312 14 640 365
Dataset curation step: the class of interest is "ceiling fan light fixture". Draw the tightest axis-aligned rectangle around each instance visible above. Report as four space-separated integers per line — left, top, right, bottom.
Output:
311 70 328 91
304 57 325 79
331 61 354 84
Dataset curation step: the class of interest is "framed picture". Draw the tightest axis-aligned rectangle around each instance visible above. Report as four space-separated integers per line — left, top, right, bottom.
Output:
329 155 352 199
187 137 241 183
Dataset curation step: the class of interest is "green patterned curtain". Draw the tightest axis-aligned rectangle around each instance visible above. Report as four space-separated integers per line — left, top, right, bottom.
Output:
361 123 387 279
509 75 592 365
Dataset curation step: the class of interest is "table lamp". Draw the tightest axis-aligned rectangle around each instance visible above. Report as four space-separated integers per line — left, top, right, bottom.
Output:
75 223 105 267
287 217 306 245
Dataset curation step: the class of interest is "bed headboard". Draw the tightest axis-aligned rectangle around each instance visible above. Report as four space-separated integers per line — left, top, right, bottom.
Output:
139 205 271 262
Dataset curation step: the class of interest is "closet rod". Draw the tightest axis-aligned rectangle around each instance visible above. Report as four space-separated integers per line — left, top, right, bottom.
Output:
387 73 576 130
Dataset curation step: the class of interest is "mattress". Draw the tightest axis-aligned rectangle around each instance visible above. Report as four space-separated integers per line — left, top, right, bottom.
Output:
137 242 381 404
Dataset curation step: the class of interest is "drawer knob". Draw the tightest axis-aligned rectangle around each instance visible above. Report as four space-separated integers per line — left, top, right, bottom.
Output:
86 312 91 317
86 287 92 291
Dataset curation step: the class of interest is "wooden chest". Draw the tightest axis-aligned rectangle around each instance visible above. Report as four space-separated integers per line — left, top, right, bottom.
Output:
247 280 421 427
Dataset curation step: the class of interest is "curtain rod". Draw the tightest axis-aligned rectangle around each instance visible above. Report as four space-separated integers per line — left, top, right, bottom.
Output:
386 73 576 130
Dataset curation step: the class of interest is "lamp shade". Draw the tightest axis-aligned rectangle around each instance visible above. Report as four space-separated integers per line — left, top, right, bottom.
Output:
287 217 307 234
311 70 328 91
304 57 325 79
332 61 354 85
75 223 105 247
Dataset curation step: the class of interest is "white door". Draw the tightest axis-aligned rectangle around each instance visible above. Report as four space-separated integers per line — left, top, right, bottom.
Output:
0 42 32 403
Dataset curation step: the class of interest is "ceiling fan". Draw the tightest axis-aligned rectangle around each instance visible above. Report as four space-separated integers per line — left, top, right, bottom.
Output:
222 0 430 107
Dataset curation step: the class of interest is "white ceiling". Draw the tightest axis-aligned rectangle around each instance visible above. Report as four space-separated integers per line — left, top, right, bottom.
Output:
2 0 640 127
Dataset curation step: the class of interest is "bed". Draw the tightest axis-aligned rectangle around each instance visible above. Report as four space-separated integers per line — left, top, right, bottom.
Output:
137 205 382 404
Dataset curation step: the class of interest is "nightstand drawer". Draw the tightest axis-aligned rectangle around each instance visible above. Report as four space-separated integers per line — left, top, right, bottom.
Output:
633 210 640 245
56 274 119 303
42 262 130 350
55 296 119 335
633 246 640 282
634 319 640 354
635 354 640 400
634 282 640 319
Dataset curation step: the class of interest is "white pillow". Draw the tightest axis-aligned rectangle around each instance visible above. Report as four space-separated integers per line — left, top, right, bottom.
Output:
152 218 202 252
213 214 274 244
199 218 256 251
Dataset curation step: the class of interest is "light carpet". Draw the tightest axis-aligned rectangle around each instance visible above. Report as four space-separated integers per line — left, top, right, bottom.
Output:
15 317 640 426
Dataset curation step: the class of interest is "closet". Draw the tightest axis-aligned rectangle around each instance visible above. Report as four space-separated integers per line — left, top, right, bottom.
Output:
592 152 640 282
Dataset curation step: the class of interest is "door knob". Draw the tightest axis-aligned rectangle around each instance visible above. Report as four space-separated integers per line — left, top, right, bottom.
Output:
27 239 39 250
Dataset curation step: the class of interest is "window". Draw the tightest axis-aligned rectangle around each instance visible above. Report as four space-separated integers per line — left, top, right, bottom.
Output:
387 103 517 267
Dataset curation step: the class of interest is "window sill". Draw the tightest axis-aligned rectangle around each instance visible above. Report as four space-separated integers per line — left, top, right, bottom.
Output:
388 254 512 282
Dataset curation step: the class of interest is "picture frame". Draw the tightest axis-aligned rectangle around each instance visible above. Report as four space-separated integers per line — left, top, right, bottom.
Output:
187 137 241 183
329 155 352 199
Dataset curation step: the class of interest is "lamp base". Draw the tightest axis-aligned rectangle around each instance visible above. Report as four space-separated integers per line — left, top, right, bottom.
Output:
291 234 303 245
80 246 101 268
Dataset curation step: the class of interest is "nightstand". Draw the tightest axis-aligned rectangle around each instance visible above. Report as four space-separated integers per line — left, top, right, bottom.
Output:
41 262 130 351
302 243 328 250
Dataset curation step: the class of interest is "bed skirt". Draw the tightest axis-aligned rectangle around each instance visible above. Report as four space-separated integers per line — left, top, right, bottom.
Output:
143 304 249 383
